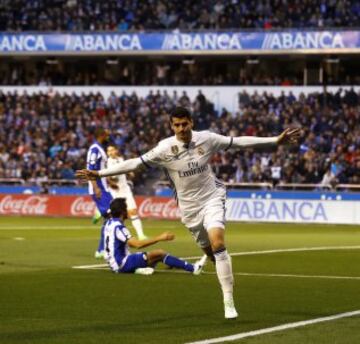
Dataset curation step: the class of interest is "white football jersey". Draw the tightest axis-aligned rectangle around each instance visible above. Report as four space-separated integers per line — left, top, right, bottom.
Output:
141 130 233 225
107 156 132 197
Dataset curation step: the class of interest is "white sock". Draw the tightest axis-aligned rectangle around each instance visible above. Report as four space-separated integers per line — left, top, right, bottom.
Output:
214 249 234 302
130 216 145 238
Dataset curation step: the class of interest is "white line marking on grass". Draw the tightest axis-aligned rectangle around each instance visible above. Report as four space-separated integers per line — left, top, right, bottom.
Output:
185 310 360 344
71 265 360 281
182 246 360 260
231 272 360 281
72 263 108 269
71 245 360 270
13 237 25 240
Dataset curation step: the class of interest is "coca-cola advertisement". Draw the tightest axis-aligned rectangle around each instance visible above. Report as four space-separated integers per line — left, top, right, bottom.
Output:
0 194 96 217
136 196 181 219
0 194 180 219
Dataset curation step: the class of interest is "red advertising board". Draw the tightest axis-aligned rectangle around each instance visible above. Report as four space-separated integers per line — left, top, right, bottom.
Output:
0 194 180 219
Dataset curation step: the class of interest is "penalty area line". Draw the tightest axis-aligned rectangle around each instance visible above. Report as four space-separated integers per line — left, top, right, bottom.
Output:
185 310 360 344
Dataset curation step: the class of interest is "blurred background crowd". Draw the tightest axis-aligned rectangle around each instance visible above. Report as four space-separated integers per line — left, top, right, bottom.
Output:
1 0 359 31
0 88 358 190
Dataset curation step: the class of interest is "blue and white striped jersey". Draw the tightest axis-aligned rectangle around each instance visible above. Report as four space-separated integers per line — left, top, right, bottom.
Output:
104 217 132 271
86 141 110 195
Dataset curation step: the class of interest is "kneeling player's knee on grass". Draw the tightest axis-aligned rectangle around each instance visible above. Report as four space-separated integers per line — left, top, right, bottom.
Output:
147 249 166 264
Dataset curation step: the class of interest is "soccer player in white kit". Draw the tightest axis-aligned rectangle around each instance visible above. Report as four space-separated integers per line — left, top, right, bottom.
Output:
76 107 300 319
106 145 147 240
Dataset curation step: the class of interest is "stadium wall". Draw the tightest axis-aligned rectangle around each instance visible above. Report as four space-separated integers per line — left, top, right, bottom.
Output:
1 194 359 225
1 85 359 113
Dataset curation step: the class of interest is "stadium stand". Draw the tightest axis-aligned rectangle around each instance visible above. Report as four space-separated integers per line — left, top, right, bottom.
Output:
0 0 359 31
0 89 358 189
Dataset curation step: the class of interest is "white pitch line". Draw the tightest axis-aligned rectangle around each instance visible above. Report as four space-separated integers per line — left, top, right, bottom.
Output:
181 246 360 260
73 263 108 269
71 245 360 270
185 310 360 344
71 265 360 281
231 272 360 281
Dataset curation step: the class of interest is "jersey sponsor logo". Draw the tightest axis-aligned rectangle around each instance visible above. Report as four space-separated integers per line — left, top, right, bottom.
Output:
0 195 48 215
71 197 96 216
178 162 209 178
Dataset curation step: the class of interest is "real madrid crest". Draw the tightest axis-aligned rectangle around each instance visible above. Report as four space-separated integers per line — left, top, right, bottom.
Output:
171 145 179 155
198 147 205 155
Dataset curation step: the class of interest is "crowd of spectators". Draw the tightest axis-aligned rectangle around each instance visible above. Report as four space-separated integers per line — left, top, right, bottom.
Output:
0 61 305 86
2 61 360 86
0 88 358 191
0 0 359 31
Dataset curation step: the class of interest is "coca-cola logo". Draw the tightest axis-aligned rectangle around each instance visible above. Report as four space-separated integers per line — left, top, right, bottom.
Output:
0 195 48 215
71 197 96 216
138 198 181 219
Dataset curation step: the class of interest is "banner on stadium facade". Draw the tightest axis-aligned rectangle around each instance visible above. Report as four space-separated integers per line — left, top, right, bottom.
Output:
0 194 359 225
0 31 359 55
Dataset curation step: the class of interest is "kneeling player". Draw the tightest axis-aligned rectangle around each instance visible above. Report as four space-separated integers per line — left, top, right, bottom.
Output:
104 198 206 275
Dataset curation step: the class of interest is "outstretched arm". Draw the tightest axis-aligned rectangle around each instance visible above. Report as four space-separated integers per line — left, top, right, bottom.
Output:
127 232 175 249
233 128 301 148
76 157 143 181
213 128 301 151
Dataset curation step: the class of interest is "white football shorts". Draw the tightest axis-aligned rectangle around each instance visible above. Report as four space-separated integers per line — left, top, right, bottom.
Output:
185 195 226 248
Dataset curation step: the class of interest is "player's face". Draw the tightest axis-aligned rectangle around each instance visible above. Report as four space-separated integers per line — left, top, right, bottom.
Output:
107 146 118 158
170 117 193 143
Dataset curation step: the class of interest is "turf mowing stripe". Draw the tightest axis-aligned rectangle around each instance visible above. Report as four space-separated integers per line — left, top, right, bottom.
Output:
185 310 360 344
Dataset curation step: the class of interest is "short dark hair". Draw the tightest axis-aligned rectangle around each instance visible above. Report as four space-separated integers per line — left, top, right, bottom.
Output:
109 198 127 218
170 106 192 121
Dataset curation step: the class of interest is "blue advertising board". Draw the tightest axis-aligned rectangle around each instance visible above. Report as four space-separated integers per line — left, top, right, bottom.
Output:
0 30 359 55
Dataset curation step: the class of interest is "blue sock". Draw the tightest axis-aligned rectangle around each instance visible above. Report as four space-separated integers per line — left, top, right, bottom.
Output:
97 222 105 252
163 254 194 273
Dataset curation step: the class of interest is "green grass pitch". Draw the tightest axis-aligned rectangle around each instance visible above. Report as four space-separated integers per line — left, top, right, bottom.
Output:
0 216 360 344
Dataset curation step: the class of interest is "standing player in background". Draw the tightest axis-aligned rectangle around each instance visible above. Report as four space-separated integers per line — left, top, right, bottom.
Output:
86 128 113 259
77 107 300 319
106 144 147 240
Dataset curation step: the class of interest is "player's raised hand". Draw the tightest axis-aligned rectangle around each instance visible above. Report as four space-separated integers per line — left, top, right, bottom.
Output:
277 128 301 145
75 169 99 181
158 231 175 241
